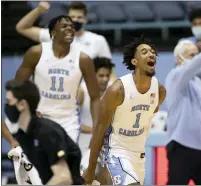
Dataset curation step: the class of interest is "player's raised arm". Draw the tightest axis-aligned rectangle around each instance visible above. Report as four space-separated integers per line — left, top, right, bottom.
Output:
79 53 100 130
15 44 41 82
16 2 50 43
83 79 124 184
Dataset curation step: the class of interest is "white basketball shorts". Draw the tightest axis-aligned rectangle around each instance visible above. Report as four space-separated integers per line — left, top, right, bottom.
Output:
101 152 145 185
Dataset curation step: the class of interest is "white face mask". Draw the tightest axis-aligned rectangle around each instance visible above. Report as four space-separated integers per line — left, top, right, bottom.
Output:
192 26 201 40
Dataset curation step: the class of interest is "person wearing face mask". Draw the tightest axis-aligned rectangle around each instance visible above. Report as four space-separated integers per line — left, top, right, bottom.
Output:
180 8 201 52
15 1 115 78
5 79 84 185
165 40 201 185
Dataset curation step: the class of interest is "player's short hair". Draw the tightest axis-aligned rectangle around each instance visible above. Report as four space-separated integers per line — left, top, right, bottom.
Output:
188 8 201 23
48 15 73 38
5 80 40 113
67 2 87 16
123 35 157 71
174 40 195 57
93 57 115 72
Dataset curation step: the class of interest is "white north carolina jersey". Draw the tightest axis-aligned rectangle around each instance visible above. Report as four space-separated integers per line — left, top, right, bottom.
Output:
102 74 159 157
34 41 82 122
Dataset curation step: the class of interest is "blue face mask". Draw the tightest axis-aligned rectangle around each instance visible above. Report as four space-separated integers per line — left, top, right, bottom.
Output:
192 26 201 40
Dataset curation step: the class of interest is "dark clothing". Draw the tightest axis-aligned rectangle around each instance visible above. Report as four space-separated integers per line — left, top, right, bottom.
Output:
16 115 83 185
166 140 201 185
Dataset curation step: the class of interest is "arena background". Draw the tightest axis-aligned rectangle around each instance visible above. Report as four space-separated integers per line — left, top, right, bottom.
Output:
1 1 200 185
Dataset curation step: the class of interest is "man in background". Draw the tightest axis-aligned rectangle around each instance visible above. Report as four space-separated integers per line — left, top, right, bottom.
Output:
180 8 201 52
5 79 83 185
165 40 201 184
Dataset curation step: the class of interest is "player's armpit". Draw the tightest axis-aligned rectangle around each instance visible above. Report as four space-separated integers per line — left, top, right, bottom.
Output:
15 44 42 82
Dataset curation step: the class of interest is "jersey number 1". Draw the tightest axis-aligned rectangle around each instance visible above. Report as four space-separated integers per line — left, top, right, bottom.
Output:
133 113 141 128
50 76 64 92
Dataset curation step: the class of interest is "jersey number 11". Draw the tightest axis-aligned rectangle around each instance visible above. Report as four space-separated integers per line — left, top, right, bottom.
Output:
50 76 64 92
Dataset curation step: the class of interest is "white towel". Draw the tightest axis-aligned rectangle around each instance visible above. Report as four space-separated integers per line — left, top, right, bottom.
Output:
8 146 42 185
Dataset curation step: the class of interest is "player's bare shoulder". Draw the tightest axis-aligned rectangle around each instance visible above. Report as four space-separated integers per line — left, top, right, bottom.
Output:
79 52 94 74
15 44 42 81
25 44 42 66
105 79 125 107
80 52 92 63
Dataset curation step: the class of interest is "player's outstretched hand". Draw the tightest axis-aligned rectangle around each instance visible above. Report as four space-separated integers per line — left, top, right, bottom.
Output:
82 168 95 185
37 2 50 13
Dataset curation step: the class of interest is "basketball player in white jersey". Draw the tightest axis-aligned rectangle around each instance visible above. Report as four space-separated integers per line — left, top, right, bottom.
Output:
15 1 116 80
83 36 166 185
77 57 114 169
14 15 100 143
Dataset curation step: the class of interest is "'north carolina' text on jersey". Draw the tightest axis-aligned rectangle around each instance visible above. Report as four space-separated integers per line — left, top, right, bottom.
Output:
34 41 82 119
102 74 159 157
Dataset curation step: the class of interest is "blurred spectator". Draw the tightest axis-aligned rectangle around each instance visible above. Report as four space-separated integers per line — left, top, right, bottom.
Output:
165 40 201 184
180 8 201 52
174 40 199 65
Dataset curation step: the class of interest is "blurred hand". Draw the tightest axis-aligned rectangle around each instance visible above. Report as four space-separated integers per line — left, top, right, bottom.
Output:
8 146 21 160
82 168 95 185
37 2 50 13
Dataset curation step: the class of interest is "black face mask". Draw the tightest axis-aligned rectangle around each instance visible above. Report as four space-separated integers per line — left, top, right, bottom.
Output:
5 104 20 123
73 21 83 32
